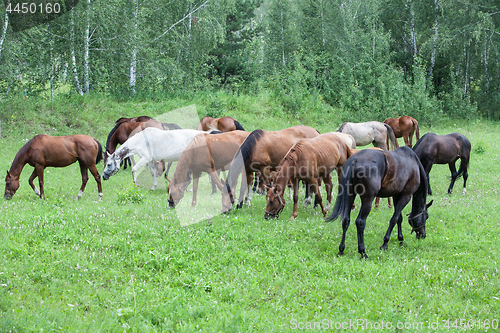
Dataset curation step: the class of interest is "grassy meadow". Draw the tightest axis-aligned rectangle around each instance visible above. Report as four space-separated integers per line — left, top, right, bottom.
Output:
1 94 500 332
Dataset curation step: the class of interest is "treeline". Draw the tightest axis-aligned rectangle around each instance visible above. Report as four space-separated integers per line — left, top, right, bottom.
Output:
0 0 499 121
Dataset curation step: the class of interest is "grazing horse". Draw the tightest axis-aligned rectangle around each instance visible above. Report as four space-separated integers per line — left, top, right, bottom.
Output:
102 128 207 189
4 134 103 200
384 116 420 148
168 130 249 209
223 125 320 212
196 116 245 132
412 132 471 195
337 121 398 151
105 116 181 186
326 147 433 259
264 133 353 220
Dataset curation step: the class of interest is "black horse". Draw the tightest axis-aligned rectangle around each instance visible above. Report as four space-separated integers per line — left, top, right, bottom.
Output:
412 133 471 195
326 147 433 259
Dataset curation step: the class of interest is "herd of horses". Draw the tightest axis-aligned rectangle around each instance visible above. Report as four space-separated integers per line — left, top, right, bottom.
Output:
4 114 471 258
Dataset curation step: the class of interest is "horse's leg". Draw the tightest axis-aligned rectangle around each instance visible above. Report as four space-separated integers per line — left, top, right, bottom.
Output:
461 158 469 194
290 180 299 220
149 162 157 191
447 161 459 194
243 172 254 206
304 182 312 208
338 195 356 257
353 198 373 259
374 197 380 208
191 171 202 206
380 195 411 250
311 178 327 217
387 197 392 208
425 163 433 195
28 169 41 197
131 156 151 185
209 170 220 195
324 174 333 211
77 161 89 199
88 164 103 200
35 164 46 199
164 162 173 179
237 172 250 209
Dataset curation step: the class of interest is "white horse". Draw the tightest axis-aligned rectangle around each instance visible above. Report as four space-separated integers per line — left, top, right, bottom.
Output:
337 121 398 150
102 127 207 189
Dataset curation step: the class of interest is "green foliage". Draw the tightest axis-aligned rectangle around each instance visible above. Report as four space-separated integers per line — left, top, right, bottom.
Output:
473 140 488 154
117 182 146 204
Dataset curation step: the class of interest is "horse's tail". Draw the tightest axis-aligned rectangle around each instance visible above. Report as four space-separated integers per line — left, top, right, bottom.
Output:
234 120 245 131
384 123 398 150
413 119 420 141
326 159 355 223
226 130 263 197
94 138 103 165
456 134 471 178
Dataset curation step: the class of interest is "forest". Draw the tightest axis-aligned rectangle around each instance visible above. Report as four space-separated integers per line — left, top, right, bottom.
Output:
0 0 499 121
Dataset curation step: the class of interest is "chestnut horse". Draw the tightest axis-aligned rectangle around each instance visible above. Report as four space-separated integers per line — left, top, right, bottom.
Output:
168 130 249 209
326 147 433 259
384 116 420 148
412 132 471 195
4 134 103 200
223 125 320 212
196 116 245 132
264 133 353 220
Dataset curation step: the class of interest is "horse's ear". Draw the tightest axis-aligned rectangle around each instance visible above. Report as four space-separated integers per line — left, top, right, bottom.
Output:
6 170 11 177
426 200 434 210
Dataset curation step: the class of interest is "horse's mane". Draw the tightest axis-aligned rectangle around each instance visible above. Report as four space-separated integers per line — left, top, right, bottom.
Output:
240 129 264 166
105 122 123 151
411 132 431 151
10 136 37 172
337 122 348 132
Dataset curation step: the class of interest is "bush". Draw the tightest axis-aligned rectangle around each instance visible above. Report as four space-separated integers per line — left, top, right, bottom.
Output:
117 183 146 204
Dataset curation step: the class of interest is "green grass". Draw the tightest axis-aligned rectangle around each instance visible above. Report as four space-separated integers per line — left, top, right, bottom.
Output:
1 95 500 332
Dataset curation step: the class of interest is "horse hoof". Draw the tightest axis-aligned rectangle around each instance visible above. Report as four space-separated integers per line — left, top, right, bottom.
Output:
337 251 344 257
462 188 467 194
380 244 388 250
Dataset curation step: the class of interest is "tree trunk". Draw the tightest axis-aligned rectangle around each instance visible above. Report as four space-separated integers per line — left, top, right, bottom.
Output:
280 7 285 67
0 1 9 60
70 8 84 96
129 0 138 94
48 24 54 100
427 0 438 83
409 0 417 59
83 0 90 93
464 40 470 97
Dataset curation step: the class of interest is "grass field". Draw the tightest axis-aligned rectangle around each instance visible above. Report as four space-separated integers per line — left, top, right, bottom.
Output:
1 96 500 332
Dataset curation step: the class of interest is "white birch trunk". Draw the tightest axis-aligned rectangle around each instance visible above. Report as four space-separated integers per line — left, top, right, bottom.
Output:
0 3 9 61
410 0 417 58
427 0 438 82
83 0 90 93
70 8 84 96
464 40 470 97
280 8 285 67
129 0 138 94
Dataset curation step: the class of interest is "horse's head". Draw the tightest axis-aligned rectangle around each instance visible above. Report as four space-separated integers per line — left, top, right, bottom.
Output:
102 152 120 180
167 180 184 208
4 171 19 200
264 185 285 219
408 200 433 239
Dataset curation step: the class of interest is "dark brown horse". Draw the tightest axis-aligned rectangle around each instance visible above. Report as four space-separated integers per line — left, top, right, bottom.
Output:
4 134 103 200
326 147 433 259
264 133 353 220
168 130 249 209
223 125 320 212
412 132 471 195
384 116 420 148
196 116 245 132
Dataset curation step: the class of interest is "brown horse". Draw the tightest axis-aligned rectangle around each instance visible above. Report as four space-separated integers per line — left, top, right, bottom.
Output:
223 125 320 212
412 132 471 195
384 116 420 148
168 130 249 209
264 133 353 220
196 116 245 132
4 134 103 200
